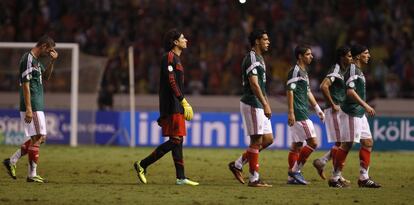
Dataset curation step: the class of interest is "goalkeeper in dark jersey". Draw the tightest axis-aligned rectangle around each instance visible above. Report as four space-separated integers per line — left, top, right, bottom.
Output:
133 29 198 186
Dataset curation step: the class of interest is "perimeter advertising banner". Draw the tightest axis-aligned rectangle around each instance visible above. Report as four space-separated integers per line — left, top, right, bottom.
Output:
1 109 413 150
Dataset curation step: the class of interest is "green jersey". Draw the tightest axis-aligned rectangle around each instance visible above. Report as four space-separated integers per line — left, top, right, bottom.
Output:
286 65 309 121
19 52 46 112
324 64 347 108
341 64 366 117
240 50 267 108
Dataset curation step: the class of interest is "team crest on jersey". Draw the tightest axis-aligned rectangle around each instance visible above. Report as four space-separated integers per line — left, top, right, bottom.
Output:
168 65 173 72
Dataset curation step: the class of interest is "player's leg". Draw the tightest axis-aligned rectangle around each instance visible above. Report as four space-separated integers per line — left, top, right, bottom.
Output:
357 115 380 188
171 136 199 186
26 111 47 183
287 142 301 184
26 134 47 183
3 139 31 180
247 135 271 187
313 108 341 179
329 141 352 187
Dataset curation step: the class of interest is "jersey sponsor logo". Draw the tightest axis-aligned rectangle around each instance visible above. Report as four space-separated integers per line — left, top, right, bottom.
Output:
168 65 173 72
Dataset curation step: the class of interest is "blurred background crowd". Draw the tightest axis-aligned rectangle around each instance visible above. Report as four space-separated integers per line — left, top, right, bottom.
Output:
1 0 413 107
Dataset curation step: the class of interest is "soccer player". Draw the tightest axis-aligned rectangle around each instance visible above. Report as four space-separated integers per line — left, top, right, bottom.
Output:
133 29 199 186
339 44 381 188
228 29 273 187
286 45 325 185
312 46 353 187
3 35 58 183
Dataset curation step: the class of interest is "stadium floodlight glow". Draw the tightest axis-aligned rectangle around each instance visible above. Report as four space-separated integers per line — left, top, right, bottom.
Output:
239 0 247 4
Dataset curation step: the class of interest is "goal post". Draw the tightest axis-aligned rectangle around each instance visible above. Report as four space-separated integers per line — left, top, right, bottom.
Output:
0 42 80 147
128 46 136 147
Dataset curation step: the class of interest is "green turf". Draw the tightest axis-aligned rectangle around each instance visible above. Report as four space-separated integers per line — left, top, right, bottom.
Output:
0 145 413 205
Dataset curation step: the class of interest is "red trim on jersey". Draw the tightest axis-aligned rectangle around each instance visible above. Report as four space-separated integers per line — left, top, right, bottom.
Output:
168 51 174 64
158 114 186 136
168 72 183 99
176 63 184 71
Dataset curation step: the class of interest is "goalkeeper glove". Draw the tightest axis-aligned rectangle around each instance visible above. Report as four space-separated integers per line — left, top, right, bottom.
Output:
181 98 194 121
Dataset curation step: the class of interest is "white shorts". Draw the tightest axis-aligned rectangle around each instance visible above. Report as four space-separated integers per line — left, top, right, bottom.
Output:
339 113 372 143
324 108 344 143
240 101 272 136
288 119 317 143
20 111 47 137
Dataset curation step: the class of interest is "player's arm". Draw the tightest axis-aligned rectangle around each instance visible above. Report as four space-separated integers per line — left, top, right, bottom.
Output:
308 90 325 121
320 78 340 112
287 90 295 126
43 49 58 81
346 89 375 116
249 75 271 118
22 82 33 123
166 63 193 121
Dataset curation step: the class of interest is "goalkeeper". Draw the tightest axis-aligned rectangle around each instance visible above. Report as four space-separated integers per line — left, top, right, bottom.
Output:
134 29 198 186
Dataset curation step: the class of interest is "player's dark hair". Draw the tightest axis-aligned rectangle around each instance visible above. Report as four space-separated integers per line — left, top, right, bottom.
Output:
294 44 311 60
164 29 182 51
36 35 55 48
248 29 267 47
351 44 368 57
335 45 351 64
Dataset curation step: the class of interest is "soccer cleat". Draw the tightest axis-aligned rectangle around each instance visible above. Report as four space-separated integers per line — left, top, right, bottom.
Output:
228 162 245 184
133 161 147 184
339 176 351 186
328 179 349 188
288 171 309 185
287 178 301 185
358 178 381 188
27 175 47 183
248 179 272 187
3 158 17 179
176 178 199 186
312 158 327 180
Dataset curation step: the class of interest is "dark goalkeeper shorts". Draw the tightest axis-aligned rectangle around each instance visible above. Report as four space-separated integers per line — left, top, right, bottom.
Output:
158 113 186 137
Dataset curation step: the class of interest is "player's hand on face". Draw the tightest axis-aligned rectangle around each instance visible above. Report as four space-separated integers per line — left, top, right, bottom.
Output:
50 49 58 60
264 103 272 119
365 105 375 117
288 112 295 126
25 109 33 123
332 104 340 113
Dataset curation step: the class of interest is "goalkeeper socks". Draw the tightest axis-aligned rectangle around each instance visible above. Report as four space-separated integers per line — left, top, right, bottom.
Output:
140 139 175 169
171 138 185 179
288 150 299 171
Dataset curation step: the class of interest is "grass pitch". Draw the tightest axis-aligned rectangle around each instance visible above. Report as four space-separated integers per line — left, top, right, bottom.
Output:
0 145 413 205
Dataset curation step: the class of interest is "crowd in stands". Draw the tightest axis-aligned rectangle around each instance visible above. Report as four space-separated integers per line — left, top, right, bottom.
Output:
1 0 413 106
